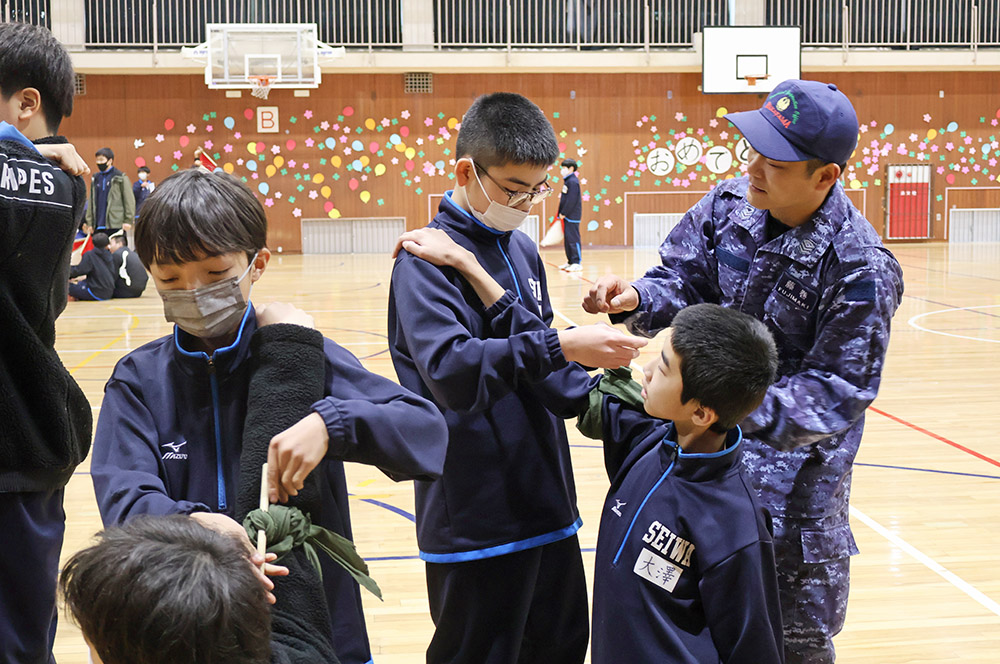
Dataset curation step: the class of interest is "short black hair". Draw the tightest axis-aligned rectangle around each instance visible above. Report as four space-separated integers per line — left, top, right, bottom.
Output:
561 159 578 170
0 23 75 133
805 157 847 176
670 303 778 432
92 232 110 249
455 92 559 170
109 231 127 247
60 516 271 664
134 169 267 268
95 147 114 161
137 166 150 174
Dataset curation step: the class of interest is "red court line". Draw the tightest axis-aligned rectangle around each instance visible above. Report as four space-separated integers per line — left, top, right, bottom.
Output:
868 406 1000 469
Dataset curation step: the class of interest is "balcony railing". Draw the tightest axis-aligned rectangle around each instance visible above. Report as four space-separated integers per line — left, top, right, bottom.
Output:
2 0 997 51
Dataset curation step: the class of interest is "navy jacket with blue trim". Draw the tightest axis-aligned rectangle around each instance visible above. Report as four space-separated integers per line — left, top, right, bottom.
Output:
91 307 448 664
557 171 582 221
388 192 598 561
591 396 784 664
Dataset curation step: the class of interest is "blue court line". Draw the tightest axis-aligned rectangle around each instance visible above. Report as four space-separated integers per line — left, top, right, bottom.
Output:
855 462 1000 480
571 444 1000 480
897 260 1000 284
355 497 416 522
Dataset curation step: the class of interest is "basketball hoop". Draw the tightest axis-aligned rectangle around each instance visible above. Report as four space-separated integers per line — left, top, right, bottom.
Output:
249 75 274 100
746 75 769 88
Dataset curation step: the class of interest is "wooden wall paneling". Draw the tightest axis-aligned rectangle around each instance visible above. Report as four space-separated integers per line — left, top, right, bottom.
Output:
61 72 1000 251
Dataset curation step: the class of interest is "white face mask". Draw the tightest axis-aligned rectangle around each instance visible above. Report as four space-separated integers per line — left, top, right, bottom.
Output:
561 168 572 179
159 254 257 339
138 172 148 181
466 161 530 233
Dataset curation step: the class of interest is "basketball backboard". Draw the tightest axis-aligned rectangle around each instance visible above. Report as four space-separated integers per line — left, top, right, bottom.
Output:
182 23 345 90
702 26 801 94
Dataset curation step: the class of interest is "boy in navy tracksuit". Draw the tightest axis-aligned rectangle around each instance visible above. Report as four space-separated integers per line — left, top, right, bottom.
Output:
395 232 784 662
389 92 646 664
557 159 582 272
91 169 449 664
587 303 784 663
0 22 94 664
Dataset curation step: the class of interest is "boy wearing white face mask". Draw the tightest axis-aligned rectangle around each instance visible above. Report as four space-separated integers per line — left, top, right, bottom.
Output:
388 92 647 664
91 169 449 664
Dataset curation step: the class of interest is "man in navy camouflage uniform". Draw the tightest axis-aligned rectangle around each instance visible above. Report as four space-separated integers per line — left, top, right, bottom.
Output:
583 79 904 663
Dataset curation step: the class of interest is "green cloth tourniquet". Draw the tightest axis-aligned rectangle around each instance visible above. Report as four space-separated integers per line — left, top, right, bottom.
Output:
576 366 645 439
244 504 383 600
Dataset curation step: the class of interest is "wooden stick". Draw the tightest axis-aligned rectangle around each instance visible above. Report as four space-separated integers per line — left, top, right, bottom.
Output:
257 462 268 566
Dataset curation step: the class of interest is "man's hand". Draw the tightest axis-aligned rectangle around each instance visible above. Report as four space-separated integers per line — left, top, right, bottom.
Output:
583 275 640 315
190 512 289 604
267 412 330 504
35 143 90 176
392 227 471 270
255 302 315 329
558 324 648 368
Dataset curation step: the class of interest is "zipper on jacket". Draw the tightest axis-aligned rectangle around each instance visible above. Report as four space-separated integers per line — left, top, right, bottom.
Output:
206 356 227 511
495 237 524 302
612 443 679 566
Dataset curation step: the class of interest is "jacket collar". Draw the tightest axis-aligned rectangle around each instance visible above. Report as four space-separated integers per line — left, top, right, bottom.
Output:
436 190 512 244
657 423 743 482
729 178 848 269
172 303 257 376
0 121 38 152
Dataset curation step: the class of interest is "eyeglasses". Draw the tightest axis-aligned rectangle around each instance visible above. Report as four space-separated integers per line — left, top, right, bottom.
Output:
475 164 554 208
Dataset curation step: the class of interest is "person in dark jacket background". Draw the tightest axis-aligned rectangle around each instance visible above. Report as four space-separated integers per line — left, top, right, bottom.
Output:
0 21 93 664
557 158 583 272
84 147 134 236
108 230 148 298
132 165 154 217
69 231 115 300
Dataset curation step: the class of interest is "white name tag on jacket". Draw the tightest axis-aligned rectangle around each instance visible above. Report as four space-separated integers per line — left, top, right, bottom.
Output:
633 547 683 592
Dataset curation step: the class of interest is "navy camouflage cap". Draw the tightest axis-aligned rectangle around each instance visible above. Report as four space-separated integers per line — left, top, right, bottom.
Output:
725 79 859 165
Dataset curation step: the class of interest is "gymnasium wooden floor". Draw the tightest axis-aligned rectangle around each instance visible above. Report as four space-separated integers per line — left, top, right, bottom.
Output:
53 243 1000 663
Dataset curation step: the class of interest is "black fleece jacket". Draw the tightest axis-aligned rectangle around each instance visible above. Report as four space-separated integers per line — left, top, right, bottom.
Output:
237 323 341 664
0 128 92 492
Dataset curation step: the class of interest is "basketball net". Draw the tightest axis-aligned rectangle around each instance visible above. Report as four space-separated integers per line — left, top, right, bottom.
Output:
250 75 273 100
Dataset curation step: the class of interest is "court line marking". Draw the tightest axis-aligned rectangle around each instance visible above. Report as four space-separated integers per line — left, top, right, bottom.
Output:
849 506 1000 618
68 306 139 376
907 304 1000 344
552 304 1000 618
869 406 1000 469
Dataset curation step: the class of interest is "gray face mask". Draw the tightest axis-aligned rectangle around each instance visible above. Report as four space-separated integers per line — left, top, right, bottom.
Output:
159 254 257 339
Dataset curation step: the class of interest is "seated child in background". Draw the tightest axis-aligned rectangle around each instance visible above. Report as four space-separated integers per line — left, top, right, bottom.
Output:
107 230 148 298
69 230 114 300
395 228 783 663
60 515 339 664
90 169 448 664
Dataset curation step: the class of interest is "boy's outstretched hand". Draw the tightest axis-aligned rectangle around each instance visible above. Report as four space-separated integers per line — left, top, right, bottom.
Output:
267 412 329 504
392 227 471 270
558 323 648 369
35 143 90 176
